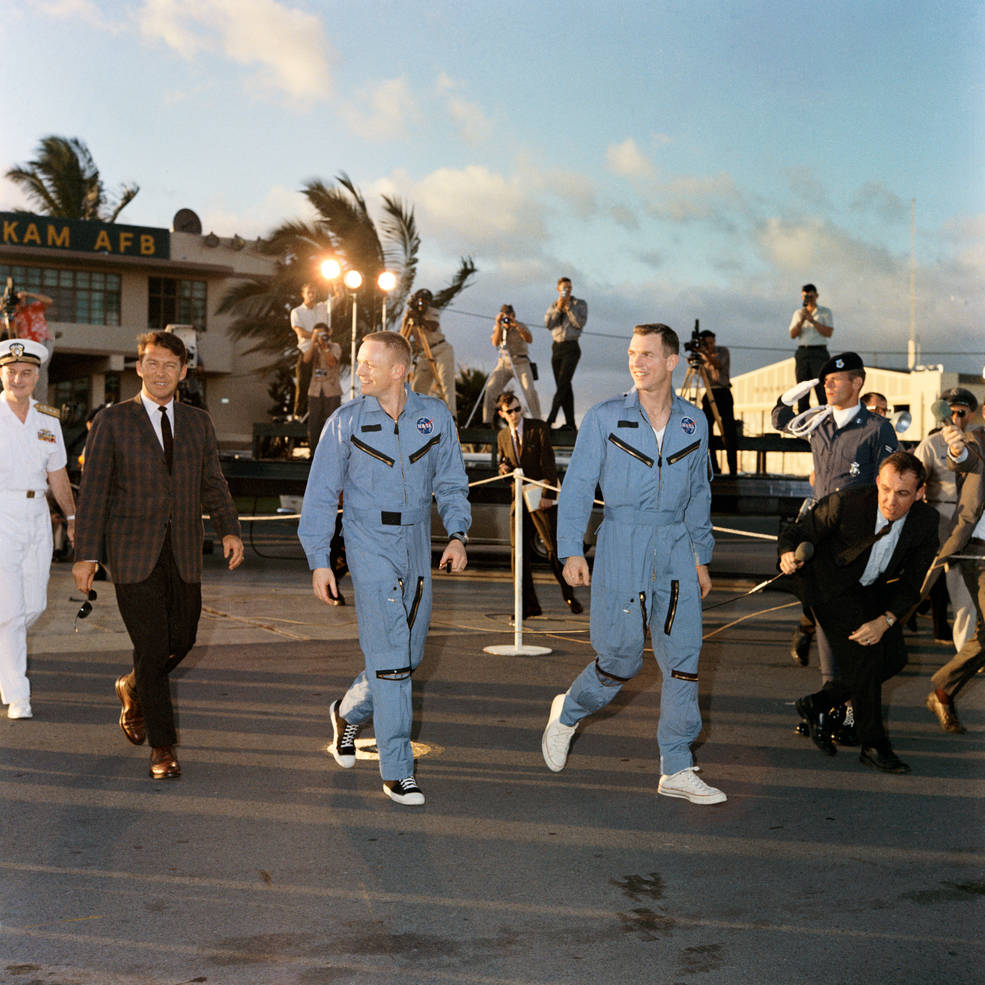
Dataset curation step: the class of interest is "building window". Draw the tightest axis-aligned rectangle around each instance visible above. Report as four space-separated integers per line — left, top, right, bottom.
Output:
148 277 207 331
0 263 121 326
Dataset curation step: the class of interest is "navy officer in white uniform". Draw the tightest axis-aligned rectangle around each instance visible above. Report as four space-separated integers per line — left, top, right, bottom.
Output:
0 338 76 719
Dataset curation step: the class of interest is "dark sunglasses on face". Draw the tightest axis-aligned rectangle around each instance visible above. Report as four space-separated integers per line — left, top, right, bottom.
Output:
503 406 522 415
952 409 968 418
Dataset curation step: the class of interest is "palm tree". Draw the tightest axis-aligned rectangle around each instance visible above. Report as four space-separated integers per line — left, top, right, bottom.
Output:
6 135 139 222
218 173 477 382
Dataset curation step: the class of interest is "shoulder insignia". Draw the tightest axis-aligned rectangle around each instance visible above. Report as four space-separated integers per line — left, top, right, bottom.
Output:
35 403 61 418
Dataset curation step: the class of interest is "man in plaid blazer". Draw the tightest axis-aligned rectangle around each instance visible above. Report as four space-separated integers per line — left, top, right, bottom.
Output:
73 331 243 780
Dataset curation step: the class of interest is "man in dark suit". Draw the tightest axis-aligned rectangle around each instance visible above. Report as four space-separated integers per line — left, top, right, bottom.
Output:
73 331 244 780
779 452 938 773
496 391 582 619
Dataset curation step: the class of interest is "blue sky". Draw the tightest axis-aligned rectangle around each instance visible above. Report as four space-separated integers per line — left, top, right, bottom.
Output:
3 0 983 409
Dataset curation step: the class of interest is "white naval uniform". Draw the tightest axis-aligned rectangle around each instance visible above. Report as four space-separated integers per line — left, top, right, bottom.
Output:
0 393 66 708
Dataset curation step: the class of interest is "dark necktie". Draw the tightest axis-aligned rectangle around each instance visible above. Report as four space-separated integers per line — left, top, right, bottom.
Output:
159 405 174 473
837 518 893 566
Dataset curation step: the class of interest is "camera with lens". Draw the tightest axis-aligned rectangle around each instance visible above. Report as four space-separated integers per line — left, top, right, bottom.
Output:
683 319 703 359
405 288 433 329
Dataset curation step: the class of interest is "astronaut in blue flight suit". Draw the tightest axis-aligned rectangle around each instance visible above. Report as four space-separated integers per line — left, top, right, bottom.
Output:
541 323 727 805
299 331 470 807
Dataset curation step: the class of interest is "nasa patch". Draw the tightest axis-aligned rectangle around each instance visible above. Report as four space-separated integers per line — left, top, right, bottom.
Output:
680 416 696 435
416 417 434 435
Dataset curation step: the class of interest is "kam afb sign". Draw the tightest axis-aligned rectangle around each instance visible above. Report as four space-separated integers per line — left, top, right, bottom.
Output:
1 213 170 259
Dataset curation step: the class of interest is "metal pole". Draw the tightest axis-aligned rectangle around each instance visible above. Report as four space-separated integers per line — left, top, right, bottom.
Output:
513 467 524 647
349 297 358 400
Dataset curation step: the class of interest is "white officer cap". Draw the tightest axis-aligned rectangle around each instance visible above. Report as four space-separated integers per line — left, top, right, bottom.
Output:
0 338 49 367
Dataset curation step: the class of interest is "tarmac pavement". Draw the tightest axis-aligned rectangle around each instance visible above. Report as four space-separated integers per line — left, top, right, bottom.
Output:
2 537 983 985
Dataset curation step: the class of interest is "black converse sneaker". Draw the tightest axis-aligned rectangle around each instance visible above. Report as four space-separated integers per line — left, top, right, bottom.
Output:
329 699 360 768
383 776 425 806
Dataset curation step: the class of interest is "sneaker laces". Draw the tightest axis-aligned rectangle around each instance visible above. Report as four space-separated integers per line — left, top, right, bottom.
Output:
396 777 419 792
340 721 361 746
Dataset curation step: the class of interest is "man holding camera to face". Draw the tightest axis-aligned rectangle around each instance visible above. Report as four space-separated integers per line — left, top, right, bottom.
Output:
303 322 342 451
402 289 456 418
544 277 587 430
482 305 541 424
789 283 834 414
695 329 739 476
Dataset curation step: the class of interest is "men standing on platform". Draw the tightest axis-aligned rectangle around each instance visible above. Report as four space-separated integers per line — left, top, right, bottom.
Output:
788 283 834 413
403 288 457 419
544 277 587 431
290 283 329 421
299 331 470 806
540 323 725 805
780 452 938 773
73 331 244 780
482 305 540 424
0 339 76 720
495 390 581 619
695 329 739 476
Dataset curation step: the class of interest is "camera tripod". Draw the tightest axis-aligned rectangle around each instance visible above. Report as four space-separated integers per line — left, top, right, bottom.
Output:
400 315 451 406
679 355 726 463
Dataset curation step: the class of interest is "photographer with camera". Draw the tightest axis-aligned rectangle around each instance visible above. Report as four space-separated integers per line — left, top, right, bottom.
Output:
302 322 342 451
4 283 55 401
290 283 329 421
401 288 456 417
789 282 834 414
694 329 739 476
482 305 541 424
544 276 587 430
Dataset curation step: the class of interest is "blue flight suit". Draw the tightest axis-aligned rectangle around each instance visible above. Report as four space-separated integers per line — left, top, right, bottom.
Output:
299 387 470 780
556 390 714 776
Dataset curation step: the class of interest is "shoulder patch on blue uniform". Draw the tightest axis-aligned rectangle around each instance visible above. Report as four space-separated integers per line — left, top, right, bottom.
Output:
416 417 434 435
680 416 696 435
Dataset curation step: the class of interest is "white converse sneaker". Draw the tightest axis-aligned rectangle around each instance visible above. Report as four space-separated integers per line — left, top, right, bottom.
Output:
8 702 33 720
658 766 727 805
328 699 360 768
383 776 425 806
542 693 577 772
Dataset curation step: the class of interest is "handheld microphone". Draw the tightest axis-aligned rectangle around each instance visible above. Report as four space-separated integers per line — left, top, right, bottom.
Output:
794 542 814 565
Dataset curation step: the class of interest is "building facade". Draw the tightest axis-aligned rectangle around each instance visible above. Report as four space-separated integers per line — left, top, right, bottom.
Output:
1 210 276 450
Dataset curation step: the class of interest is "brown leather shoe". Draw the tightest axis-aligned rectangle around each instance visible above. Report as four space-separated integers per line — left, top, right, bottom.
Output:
149 746 181 780
926 691 966 734
115 674 146 745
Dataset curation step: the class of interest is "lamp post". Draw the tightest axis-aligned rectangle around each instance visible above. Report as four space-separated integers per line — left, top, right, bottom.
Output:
319 258 341 332
377 271 397 329
343 269 363 399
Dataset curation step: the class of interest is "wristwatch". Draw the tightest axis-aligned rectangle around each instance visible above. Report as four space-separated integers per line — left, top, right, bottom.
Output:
449 532 468 546
883 611 896 627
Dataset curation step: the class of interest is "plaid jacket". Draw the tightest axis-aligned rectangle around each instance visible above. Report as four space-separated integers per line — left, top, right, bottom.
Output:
74 395 241 584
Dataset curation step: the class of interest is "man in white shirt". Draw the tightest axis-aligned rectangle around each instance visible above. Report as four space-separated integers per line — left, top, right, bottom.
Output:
290 283 329 420
0 338 76 720
788 282 834 414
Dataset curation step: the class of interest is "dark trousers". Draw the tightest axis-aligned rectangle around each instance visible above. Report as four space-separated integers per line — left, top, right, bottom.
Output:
293 354 313 418
701 386 738 475
114 533 202 748
307 393 341 451
794 345 829 414
932 559 985 698
514 504 572 613
811 588 907 747
546 339 581 427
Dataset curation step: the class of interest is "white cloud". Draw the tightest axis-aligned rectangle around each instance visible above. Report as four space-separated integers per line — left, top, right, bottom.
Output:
850 181 907 223
199 184 312 238
605 138 655 179
653 173 743 222
341 77 419 140
436 73 492 146
137 0 334 101
409 165 549 248
37 0 120 30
